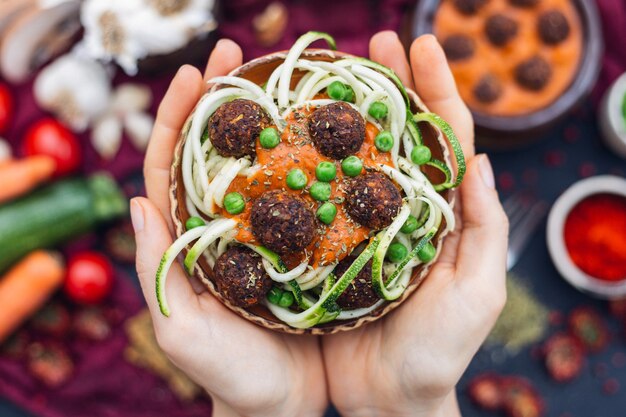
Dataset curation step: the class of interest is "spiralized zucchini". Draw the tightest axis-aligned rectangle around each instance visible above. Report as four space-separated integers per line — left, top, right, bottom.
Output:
156 32 465 328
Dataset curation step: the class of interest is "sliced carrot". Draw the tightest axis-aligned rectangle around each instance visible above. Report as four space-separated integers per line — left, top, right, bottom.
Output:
0 155 55 203
0 251 65 342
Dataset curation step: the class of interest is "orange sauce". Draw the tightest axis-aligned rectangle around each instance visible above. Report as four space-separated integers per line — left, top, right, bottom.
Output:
433 0 582 116
217 106 394 268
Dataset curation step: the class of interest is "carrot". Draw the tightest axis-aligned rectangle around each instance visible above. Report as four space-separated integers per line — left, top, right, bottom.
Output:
0 251 65 342
0 155 55 203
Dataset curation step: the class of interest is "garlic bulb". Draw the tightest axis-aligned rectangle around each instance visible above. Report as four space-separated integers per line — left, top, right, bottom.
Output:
79 0 216 75
34 53 112 132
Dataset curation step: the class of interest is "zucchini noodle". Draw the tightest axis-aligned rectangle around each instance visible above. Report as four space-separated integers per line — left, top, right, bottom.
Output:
156 31 465 329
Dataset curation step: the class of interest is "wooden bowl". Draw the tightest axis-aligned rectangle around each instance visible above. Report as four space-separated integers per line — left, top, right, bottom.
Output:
169 49 456 334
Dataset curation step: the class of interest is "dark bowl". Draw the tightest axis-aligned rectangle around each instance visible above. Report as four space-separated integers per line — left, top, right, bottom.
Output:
413 0 603 148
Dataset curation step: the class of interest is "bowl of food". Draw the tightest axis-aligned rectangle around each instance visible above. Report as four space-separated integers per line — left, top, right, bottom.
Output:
547 175 626 299
156 32 465 334
413 0 602 146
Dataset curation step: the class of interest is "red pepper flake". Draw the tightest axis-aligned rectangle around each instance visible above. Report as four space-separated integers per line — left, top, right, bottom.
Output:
564 193 626 281
467 373 502 411
544 150 566 167
543 333 584 382
568 307 609 353
563 126 580 143
578 162 596 178
498 171 515 191
603 378 620 395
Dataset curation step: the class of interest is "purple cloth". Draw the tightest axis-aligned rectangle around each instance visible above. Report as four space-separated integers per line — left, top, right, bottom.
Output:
592 0 626 101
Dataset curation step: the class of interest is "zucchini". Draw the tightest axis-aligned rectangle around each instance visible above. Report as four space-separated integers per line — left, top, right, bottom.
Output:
0 174 127 273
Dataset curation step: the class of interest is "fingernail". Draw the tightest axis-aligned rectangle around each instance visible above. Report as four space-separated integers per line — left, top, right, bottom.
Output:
478 154 495 189
130 199 144 233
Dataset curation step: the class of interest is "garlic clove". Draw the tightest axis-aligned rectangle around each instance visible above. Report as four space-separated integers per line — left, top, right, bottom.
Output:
34 53 112 132
124 111 154 152
0 0 81 83
91 114 123 160
0 0 35 36
111 83 153 115
0 138 12 162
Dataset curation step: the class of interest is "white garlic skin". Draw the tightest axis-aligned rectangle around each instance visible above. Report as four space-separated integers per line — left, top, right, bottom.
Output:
91 113 122 160
34 53 112 132
125 111 154 152
0 138 12 162
111 83 152 116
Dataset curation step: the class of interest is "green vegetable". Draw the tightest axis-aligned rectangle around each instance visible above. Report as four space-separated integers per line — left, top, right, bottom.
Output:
259 127 281 149
0 175 127 273
368 101 388 119
315 161 336 182
387 242 408 263
185 216 205 230
411 145 431 165
344 85 355 103
375 131 394 152
309 182 331 201
286 168 308 190
341 156 363 177
267 287 283 305
317 202 337 224
418 242 437 263
224 192 245 214
327 81 348 101
278 291 295 307
400 215 418 234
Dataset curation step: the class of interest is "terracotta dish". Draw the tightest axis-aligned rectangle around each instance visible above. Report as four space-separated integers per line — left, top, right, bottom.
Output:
157 32 465 334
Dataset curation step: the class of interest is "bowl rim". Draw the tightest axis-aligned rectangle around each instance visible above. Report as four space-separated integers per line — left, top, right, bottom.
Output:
546 175 626 299
412 0 604 134
168 48 456 334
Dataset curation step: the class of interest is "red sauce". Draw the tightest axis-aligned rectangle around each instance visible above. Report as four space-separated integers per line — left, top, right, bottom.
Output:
217 106 394 268
564 193 626 282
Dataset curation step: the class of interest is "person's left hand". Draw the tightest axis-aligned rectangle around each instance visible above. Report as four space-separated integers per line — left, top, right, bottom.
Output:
131 40 327 417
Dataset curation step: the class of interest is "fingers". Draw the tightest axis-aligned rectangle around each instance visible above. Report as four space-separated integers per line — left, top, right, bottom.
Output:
204 39 243 82
409 35 475 158
369 31 414 89
453 155 508 302
130 197 196 327
144 65 205 225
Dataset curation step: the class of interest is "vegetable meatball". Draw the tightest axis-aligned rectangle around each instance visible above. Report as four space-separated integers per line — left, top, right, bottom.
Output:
485 14 519 47
334 257 380 309
213 246 272 308
453 0 487 15
208 99 271 158
442 35 475 61
515 56 552 91
250 190 317 255
308 102 365 160
344 172 402 230
538 10 570 45
473 75 502 103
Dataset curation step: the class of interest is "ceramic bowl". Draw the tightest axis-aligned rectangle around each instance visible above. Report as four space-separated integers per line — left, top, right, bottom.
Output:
598 72 626 159
546 175 626 299
168 49 456 334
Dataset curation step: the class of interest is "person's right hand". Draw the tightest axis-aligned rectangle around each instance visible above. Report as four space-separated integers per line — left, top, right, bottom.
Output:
322 32 509 417
131 40 328 417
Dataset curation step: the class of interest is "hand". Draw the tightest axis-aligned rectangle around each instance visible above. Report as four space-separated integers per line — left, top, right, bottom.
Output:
131 40 327 417
321 32 508 417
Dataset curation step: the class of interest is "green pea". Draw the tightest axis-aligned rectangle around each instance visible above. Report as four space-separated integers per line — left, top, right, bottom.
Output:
344 86 355 102
341 156 363 177
375 131 394 152
259 127 281 149
310 182 332 201
286 168 308 190
418 242 437 263
278 291 295 307
400 215 419 234
267 287 283 305
224 192 245 214
368 101 388 119
315 161 337 182
387 242 408 263
327 81 348 101
316 202 337 225
411 145 432 165
185 216 205 230
201 125 209 145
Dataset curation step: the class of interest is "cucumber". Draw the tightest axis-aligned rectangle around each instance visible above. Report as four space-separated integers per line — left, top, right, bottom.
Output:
0 174 127 272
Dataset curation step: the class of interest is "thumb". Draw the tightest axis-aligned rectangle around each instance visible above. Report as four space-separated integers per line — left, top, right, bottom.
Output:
130 197 195 324
454 155 508 297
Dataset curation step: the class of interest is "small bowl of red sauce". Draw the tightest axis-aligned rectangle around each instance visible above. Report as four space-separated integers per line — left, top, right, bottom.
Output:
547 176 626 299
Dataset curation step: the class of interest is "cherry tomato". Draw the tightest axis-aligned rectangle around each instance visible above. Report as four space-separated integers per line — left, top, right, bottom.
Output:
64 252 114 304
23 118 81 176
0 83 13 134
